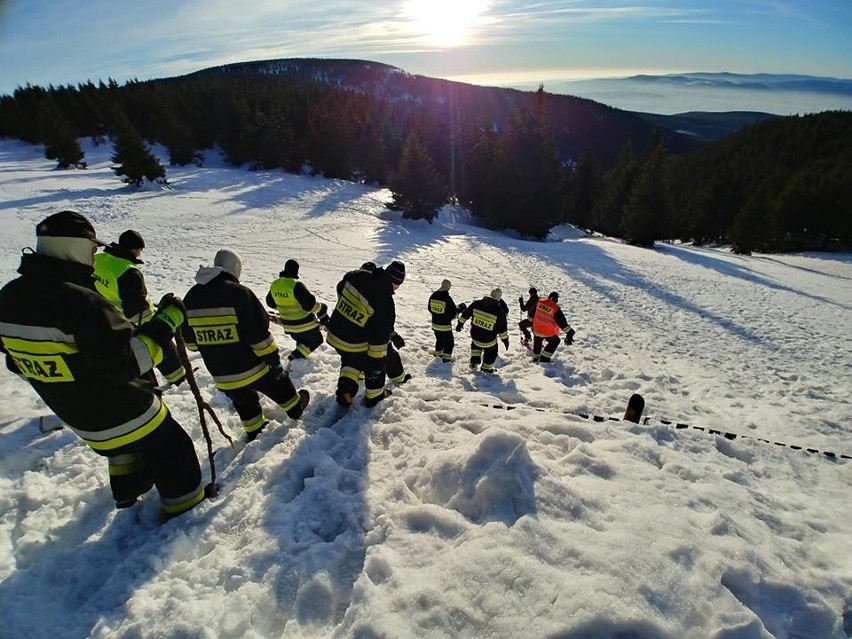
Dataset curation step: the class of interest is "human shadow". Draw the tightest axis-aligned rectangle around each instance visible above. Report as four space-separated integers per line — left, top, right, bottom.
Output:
0 477 178 638
240 392 372 630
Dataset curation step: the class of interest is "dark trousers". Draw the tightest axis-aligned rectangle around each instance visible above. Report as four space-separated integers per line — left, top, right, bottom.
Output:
532 335 560 362
518 318 533 341
433 330 454 361
221 369 302 434
387 343 406 382
287 327 324 360
470 341 498 371
107 410 203 515
334 348 386 404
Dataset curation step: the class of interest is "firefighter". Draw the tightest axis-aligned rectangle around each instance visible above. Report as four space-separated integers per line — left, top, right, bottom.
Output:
456 288 509 373
428 278 457 362
94 229 185 388
0 211 206 517
360 262 411 386
326 260 405 407
518 287 539 346
531 291 576 363
266 258 329 361
182 249 310 442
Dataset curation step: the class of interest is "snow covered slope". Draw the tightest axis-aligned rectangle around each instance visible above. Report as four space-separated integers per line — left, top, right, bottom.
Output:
1 140 850 638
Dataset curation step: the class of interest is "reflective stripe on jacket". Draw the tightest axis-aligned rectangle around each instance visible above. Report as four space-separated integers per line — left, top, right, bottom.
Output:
267 276 321 333
0 252 169 454
94 250 155 324
182 272 279 391
327 267 395 358
428 289 457 331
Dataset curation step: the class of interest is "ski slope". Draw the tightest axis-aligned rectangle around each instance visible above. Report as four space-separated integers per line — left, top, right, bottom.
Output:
0 139 850 638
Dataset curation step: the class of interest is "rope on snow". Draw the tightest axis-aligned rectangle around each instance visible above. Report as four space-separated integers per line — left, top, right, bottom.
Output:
471 393 851 461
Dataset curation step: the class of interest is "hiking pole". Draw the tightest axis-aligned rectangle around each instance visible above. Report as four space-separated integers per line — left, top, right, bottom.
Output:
173 331 233 498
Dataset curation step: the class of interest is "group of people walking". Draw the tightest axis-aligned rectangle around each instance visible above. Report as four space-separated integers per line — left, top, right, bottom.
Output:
0 210 576 520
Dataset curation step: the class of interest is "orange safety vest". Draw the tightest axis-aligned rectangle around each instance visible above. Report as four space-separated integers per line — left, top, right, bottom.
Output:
532 298 560 337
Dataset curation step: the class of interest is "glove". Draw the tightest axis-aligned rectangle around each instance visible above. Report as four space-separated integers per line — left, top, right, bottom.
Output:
457 302 467 314
152 293 185 332
565 328 575 346
316 303 329 326
455 322 463 332
390 333 405 349
502 338 510 350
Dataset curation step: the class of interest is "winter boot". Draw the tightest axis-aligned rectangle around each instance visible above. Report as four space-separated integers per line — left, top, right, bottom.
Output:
246 419 270 443
287 390 311 420
364 388 392 408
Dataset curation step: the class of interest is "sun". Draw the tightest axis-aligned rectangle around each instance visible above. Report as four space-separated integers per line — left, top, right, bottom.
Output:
404 0 489 48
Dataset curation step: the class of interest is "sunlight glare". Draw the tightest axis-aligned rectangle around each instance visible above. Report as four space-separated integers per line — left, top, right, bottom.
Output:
404 0 489 48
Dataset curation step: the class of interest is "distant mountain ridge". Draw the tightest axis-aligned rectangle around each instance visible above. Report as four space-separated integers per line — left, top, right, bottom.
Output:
627 72 852 96
188 58 708 165
188 59 805 149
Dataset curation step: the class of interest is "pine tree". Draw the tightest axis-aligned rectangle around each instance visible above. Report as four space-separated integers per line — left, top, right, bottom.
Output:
621 133 670 247
730 193 764 255
110 110 167 187
40 100 84 169
497 105 562 237
564 150 600 229
389 131 447 222
592 141 637 238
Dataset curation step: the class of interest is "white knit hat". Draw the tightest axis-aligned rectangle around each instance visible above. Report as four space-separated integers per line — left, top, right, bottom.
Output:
214 249 242 280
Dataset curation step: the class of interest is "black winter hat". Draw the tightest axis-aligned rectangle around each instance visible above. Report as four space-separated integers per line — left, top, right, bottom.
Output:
36 210 106 245
118 229 145 250
360 261 377 272
548 291 559 302
283 259 299 277
386 260 406 285
529 287 538 296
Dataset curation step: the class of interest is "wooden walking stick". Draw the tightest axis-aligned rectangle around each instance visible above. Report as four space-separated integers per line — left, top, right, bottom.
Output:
173 330 233 498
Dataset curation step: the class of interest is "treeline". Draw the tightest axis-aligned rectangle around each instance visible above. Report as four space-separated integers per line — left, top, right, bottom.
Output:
0 75 849 252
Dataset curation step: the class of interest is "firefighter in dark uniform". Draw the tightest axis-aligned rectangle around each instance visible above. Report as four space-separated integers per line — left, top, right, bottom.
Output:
428 278 457 362
360 262 411 386
518 287 539 346
0 211 205 517
326 260 405 407
531 291 576 363
94 229 186 387
182 249 310 442
456 288 510 373
266 258 329 361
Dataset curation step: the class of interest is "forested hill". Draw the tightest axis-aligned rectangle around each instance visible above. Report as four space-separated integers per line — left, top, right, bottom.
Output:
188 57 703 166
1 59 848 251
668 110 852 252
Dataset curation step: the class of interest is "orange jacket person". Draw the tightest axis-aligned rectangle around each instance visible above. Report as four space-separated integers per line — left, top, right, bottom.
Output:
531 292 575 363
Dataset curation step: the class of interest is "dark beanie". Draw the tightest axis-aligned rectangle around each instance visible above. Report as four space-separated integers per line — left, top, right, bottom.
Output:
283 259 299 277
386 260 406 285
37 210 105 245
549 291 559 302
360 261 377 272
118 229 145 250
529 287 537 296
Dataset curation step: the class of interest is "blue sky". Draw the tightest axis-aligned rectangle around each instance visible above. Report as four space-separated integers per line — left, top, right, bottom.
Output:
1 0 850 95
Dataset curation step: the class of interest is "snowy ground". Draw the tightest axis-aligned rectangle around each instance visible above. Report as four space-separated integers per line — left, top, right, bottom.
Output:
0 139 850 639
